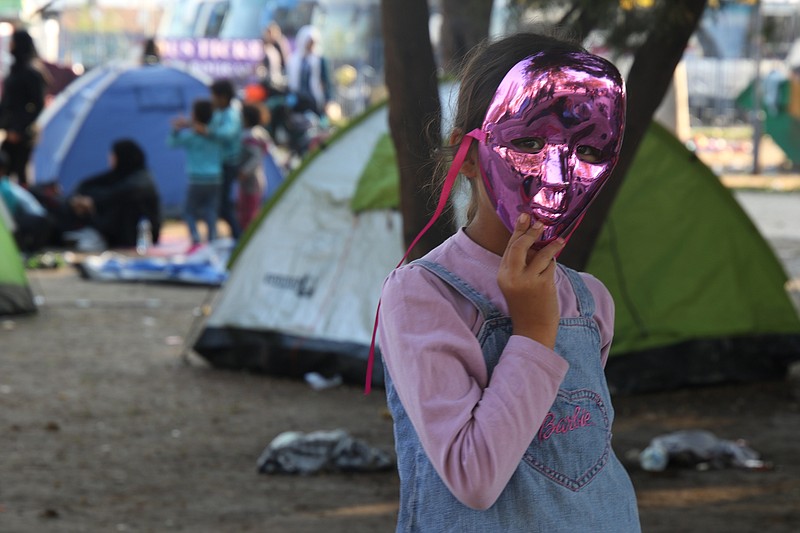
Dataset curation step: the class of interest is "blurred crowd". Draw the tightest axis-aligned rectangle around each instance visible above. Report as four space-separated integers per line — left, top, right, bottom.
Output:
0 22 338 257
245 23 335 163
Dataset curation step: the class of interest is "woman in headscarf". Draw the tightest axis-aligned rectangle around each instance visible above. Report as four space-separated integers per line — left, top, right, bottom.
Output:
0 29 47 187
286 25 333 117
63 139 161 249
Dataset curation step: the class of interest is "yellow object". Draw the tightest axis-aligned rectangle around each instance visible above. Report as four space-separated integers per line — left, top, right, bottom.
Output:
334 65 358 87
789 74 800 120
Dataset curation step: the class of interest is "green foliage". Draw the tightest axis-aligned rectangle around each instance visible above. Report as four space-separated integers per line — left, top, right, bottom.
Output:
506 0 692 54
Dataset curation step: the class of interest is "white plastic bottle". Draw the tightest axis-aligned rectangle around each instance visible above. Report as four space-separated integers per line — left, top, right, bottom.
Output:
136 217 152 255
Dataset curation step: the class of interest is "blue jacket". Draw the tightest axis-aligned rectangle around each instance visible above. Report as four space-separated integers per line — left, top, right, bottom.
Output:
167 129 222 184
208 105 242 164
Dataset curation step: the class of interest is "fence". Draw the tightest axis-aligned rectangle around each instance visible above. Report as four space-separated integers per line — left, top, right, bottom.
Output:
684 56 791 128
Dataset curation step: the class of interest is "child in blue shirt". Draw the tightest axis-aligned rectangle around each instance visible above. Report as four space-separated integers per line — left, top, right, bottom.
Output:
207 79 243 239
0 150 52 252
168 98 223 249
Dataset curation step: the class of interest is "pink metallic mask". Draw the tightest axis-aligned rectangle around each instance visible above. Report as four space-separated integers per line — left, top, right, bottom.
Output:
476 51 626 245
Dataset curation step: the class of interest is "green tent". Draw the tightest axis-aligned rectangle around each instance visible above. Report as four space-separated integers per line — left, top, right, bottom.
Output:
195 103 800 393
736 79 800 166
0 210 36 315
588 123 800 392
345 120 800 389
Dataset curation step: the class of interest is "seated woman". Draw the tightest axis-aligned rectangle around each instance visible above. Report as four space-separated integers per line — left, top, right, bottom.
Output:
61 139 161 249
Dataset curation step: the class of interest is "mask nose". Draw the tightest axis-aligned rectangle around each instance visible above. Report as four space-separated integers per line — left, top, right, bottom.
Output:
529 145 570 215
541 145 570 188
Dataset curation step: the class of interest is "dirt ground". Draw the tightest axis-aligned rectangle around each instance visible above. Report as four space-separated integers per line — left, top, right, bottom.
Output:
2 192 800 532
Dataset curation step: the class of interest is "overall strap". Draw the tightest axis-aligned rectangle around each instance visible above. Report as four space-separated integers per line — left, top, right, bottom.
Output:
558 264 595 318
413 260 503 321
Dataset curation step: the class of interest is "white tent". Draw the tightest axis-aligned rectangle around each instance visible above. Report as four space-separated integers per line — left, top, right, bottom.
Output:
193 104 402 387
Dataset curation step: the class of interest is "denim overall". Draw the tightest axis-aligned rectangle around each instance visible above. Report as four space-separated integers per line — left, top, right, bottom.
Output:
385 260 640 532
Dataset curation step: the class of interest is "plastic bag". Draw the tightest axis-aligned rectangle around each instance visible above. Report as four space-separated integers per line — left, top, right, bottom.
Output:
638 429 767 471
257 429 394 475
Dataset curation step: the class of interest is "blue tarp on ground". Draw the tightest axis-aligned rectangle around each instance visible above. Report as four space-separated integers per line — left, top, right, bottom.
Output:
77 239 234 286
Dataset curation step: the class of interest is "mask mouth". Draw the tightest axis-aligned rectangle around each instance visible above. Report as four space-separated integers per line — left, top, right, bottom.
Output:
520 176 568 223
530 205 566 225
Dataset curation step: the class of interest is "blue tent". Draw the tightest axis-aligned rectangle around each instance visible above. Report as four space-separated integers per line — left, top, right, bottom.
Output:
33 63 210 217
33 63 284 218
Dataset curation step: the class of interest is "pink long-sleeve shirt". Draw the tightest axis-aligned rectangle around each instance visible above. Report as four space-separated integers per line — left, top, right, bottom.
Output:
378 228 615 509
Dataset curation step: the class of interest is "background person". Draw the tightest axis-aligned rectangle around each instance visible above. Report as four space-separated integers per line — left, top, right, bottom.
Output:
168 99 223 251
237 104 270 232
206 79 243 240
0 29 48 188
141 37 161 66
59 139 161 250
260 21 291 91
0 151 52 252
286 25 333 119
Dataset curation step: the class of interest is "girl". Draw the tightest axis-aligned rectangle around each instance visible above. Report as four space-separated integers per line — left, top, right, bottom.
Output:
168 99 222 250
378 32 641 532
237 104 270 232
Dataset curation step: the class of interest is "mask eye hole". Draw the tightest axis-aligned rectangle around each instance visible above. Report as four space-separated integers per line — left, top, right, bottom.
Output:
576 145 604 163
511 137 545 153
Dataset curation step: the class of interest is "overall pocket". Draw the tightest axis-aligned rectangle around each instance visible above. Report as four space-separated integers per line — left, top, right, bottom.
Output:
522 388 611 491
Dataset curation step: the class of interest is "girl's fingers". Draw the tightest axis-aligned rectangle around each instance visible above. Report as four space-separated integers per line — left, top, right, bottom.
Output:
505 213 543 265
528 237 566 274
502 214 566 277
507 213 532 243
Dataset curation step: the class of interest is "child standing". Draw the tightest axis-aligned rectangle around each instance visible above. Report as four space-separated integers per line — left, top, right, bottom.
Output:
208 79 243 239
237 104 270 231
168 99 223 250
378 32 640 531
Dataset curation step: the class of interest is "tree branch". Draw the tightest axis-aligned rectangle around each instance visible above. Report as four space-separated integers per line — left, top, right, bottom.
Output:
559 0 708 269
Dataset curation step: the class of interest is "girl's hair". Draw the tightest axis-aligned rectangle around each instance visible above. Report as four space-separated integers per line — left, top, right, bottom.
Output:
10 29 37 65
434 30 586 224
111 139 146 175
192 99 214 125
242 104 264 128
210 79 235 102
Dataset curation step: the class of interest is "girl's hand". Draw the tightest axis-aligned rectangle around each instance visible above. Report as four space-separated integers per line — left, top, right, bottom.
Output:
171 117 189 130
69 195 95 216
497 213 565 350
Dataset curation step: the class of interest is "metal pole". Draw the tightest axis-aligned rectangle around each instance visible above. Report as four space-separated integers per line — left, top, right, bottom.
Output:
751 0 763 175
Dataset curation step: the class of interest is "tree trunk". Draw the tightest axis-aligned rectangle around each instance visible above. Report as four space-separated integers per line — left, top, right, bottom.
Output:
381 0 450 260
558 0 708 269
439 0 494 74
